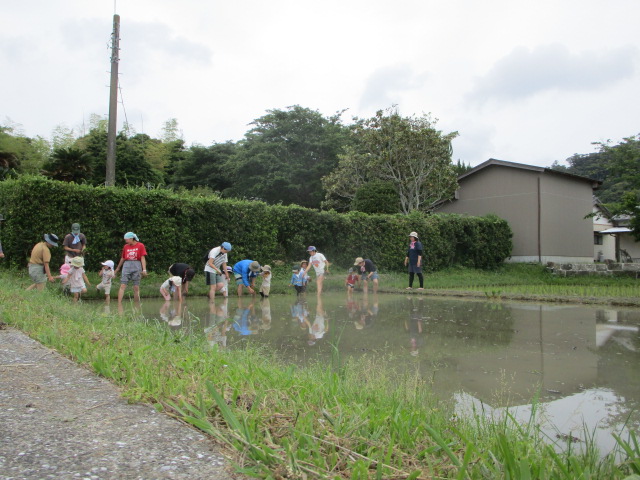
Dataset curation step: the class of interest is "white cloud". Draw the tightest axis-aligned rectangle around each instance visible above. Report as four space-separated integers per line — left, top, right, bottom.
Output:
2 0 640 168
359 64 427 110
466 44 639 104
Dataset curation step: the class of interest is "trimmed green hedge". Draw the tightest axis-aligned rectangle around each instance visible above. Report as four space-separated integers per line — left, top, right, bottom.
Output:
0 177 512 273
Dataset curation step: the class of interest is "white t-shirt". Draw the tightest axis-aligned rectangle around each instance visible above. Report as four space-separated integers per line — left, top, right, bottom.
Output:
309 252 327 275
204 246 227 274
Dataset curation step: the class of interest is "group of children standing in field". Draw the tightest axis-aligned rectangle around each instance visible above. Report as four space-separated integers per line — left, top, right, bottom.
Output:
28 223 426 302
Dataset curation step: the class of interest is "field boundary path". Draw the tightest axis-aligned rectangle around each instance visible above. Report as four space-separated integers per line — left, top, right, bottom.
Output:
0 326 244 480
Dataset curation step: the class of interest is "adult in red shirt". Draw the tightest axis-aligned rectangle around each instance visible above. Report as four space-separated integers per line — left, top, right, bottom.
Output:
114 232 148 304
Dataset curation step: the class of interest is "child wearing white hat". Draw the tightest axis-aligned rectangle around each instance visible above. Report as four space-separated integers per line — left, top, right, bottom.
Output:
96 260 115 302
160 275 183 301
62 256 91 302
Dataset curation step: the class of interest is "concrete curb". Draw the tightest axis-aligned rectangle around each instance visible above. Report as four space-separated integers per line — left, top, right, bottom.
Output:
0 327 245 480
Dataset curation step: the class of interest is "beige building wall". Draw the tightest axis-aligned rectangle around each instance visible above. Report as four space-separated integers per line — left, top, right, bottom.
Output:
437 167 540 258
592 208 617 262
538 174 593 261
436 163 595 263
620 235 640 261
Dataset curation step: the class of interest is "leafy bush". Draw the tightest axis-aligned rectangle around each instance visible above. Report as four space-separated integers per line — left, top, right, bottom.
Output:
351 180 399 214
0 176 512 272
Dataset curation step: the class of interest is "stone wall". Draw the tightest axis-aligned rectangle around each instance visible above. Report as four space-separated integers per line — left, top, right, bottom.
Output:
547 261 640 278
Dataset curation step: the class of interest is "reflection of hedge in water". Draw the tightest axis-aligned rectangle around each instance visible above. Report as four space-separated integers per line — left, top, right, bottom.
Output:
0 176 512 273
273 297 517 357
422 301 514 345
387 297 515 346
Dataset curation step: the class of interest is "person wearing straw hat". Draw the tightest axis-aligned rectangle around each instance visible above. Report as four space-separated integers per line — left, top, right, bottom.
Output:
232 259 261 296
404 231 424 290
354 257 378 294
26 233 59 291
62 256 91 302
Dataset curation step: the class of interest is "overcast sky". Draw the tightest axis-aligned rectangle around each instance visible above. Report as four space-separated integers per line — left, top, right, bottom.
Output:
2 0 639 167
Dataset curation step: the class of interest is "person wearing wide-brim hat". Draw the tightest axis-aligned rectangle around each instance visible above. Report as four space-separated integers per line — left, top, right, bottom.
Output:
0 213 5 259
404 231 424 290
63 256 92 302
232 259 261 296
26 233 59 291
62 222 87 265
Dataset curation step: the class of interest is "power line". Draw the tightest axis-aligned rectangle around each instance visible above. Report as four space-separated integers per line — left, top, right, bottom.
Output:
118 82 130 135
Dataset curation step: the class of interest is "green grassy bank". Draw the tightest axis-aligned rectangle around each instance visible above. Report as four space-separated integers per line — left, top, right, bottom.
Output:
8 263 639 306
2 274 639 478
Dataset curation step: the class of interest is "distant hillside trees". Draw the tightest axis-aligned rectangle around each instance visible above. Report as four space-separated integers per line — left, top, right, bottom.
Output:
1 106 465 214
551 135 640 206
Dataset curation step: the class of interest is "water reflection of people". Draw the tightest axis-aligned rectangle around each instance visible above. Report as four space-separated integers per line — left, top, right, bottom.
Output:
405 298 424 356
291 298 309 330
160 298 184 328
309 297 328 345
354 293 378 330
259 297 272 331
232 296 256 335
204 298 231 348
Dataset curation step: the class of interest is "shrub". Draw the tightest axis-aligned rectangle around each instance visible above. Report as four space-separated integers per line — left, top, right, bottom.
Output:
0 176 512 272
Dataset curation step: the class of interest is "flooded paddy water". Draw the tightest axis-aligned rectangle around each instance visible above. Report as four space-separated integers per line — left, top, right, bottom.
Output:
107 292 640 455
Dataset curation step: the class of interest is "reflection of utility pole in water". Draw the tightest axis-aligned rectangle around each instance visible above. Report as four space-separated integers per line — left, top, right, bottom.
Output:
105 14 120 186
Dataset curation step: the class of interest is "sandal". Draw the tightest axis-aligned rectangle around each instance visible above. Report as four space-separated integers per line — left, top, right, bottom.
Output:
405 287 413 290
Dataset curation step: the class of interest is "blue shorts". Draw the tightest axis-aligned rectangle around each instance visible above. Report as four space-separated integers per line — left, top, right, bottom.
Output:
361 272 379 281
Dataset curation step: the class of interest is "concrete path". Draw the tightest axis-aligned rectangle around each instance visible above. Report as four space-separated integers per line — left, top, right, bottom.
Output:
0 327 245 480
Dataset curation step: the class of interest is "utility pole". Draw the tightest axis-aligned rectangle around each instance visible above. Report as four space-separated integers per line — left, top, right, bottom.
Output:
105 14 120 186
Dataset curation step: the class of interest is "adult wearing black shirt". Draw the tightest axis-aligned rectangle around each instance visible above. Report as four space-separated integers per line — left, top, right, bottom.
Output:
168 263 196 297
354 257 378 294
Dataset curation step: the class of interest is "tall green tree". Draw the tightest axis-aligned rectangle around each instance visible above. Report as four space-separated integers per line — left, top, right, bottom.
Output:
596 135 640 201
51 124 77 150
617 191 640 242
171 142 235 191
453 159 472 176
551 134 640 205
41 147 92 182
225 105 352 208
323 108 458 214
76 129 164 186
0 126 51 178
